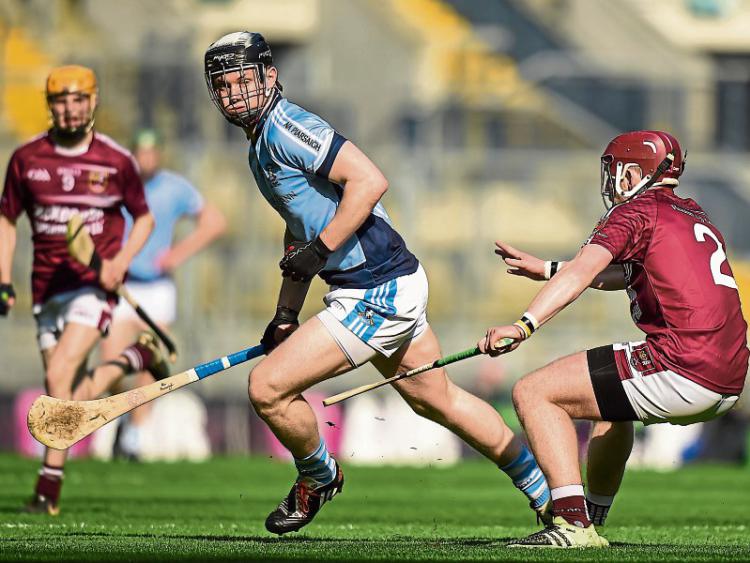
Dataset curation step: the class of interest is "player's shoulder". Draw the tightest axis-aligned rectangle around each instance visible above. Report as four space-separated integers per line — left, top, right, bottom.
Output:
151 169 195 191
92 132 137 166
10 131 52 161
611 190 659 219
267 98 330 138
656 190 713 225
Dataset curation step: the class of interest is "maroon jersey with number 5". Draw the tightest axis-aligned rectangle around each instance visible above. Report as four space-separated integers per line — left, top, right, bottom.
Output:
0 132 149 305
586 188 749 395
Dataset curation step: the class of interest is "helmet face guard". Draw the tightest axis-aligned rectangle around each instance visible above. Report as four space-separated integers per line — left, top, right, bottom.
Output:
46 65 98 141
205 61 267 128
204 31 275 129
600 155 616 209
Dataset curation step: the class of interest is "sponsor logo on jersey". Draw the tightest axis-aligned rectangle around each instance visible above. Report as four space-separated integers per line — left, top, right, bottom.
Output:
671 204 709 224
32 205 104 236
278 191 298 204
264 163 281 188
283 121 322 152
27 168 51 182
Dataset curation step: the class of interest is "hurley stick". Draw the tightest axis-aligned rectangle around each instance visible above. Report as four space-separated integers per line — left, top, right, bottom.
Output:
66 214 178 362
323 338 514 406
28 344 265 450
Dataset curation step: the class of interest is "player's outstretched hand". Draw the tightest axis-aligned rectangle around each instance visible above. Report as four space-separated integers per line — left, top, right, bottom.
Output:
478 325 523 357
0 283 15 316
100 256 128 292
495 241 546 281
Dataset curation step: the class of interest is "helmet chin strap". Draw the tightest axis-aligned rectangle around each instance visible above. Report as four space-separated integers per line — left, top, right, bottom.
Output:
616 153 675 204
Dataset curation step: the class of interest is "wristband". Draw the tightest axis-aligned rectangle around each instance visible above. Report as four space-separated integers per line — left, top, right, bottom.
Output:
313 236 333 259
513 312 540 340
274 306 299 325
543 260 565 280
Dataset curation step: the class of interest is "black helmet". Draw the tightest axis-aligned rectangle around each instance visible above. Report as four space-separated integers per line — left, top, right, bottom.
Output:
204 31 275 128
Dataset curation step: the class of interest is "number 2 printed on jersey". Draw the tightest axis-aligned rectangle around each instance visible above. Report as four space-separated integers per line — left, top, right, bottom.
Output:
694 223 738 289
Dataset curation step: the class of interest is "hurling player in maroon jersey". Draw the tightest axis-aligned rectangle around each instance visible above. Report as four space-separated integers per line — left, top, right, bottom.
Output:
0 66 167 515
478 131 749 548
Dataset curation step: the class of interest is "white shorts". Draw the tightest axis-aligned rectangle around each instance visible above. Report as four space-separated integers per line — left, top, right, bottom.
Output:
589 341 740 426
112 278 177 325
33 286 113 351
317 264 429 367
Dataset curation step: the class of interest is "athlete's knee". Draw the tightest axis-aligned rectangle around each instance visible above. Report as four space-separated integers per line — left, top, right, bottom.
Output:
247 364 287 419
512 376 538 416
45 361 75 398
401 379 453 424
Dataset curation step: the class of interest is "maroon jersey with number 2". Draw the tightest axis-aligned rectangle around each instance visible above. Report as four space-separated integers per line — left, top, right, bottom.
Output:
0 132 149 305
587 188 749 395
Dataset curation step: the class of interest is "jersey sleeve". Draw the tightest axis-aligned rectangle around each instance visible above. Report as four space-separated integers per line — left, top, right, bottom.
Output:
121 156 150 218
175 177 205 217
0 151 26 221
585 200 652 263
267 110 347 178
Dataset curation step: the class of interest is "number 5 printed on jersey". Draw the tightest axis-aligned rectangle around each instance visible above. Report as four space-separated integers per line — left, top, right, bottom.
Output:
694 223 738 289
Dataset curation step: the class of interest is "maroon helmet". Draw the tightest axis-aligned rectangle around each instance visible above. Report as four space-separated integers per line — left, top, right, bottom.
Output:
600 130 686 208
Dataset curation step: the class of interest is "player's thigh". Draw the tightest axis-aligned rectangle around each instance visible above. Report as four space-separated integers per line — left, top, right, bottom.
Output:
46 322 101 382
99 318 144 360
513 351 602 420
250 315 354 401
371 324 452 406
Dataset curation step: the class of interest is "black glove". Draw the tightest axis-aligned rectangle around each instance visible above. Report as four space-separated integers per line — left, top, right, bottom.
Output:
279 237 333 282
0 283 15 317
261 306 300 352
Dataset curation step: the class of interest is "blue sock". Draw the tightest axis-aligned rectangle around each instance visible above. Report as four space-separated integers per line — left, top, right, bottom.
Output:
500 444 550 510
294 439 337 485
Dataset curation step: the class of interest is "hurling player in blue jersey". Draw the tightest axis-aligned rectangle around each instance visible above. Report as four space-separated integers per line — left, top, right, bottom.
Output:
101 129 227 459
205 31 551 535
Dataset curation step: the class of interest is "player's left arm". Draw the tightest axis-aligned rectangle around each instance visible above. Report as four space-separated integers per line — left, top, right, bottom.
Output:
318 141 388 251
479 243 614 355
158 202 227 273
0 214 17 314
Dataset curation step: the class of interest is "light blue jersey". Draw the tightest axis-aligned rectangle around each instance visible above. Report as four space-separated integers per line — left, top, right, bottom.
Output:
249 92 418 289
124 170 204 281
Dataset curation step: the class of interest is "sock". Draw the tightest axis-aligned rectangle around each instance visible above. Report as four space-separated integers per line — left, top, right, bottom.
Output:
294 439 337 486
35 464 63 504
119 419 141 458
551 484 591 528
499 444 550 510
586 492 614 526
120 342 153 374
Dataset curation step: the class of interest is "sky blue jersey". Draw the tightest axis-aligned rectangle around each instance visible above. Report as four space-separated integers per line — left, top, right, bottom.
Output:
124 169 204 281
249 93 418 289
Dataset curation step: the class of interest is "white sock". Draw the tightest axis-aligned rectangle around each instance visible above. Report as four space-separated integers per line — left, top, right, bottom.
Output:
551 484 585 500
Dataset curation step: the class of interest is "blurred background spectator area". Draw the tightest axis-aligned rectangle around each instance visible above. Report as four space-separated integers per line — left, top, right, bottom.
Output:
1 0 749 458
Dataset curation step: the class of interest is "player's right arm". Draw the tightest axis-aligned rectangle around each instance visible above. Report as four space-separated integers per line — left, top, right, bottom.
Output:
0 153 24 315
262 227 314 352
0 215 17 314
494 240 626 290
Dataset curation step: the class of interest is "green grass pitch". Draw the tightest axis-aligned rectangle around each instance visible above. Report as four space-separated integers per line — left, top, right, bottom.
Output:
1 453 748 561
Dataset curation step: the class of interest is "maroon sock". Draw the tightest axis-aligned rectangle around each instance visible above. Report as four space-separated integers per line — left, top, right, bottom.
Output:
35 465 63 504
552 495 591 528
120 342 153 374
